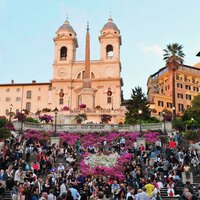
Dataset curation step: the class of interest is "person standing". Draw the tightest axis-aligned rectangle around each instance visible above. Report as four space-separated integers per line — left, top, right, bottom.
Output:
69 185 81 200
76 139 81 155
135 188 150 200
31 187 39 200
144 180 154 198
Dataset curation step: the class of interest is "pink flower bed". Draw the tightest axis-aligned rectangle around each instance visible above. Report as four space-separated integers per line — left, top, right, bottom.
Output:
24 129 51 141
24 130 160 147
24 130 160 180
58 131 160 147
80 153 133 180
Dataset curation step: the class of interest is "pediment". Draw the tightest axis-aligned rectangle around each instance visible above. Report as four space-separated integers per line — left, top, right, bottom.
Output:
54 34 73 41
99 32 120 39
53 35 78 47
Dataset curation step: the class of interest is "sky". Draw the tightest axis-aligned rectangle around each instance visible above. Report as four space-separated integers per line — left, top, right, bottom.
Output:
0 0 200 99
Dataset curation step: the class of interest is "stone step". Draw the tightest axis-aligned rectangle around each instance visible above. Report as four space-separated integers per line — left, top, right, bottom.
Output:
1 190 11 200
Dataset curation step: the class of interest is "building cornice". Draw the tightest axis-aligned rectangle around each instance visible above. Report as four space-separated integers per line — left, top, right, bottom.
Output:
0 82 51 87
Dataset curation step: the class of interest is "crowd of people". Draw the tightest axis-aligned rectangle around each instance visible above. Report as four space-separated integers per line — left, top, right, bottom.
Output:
0 131 199 200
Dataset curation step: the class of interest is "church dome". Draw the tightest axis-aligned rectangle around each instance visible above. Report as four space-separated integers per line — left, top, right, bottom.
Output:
101 18 120 34
56 20 76 36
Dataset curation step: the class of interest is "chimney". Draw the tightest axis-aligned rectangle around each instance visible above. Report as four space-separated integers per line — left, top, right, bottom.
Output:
11 80 14 84
32 80 36 83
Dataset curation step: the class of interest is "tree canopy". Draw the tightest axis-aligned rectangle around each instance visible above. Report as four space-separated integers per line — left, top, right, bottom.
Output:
125 87 150 124
163 43 185 66
182 94 200 123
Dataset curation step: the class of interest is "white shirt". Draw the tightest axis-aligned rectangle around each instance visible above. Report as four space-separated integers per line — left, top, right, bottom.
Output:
57 165 64 171
14 169 21 181
48 193 56 200
120 138 126 144
60 183 67 196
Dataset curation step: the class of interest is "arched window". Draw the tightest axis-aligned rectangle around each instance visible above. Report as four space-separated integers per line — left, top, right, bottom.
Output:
60 46 67 60
106 44 113 59
91 72 95 79
59 98 64 105
82 71 85 79
107 97 112 104
77 72 81 79
76 71 95 79
26 102 31 112
26 91 32 99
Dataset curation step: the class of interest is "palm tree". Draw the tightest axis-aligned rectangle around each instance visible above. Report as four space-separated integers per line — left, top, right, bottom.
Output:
163 43 185 121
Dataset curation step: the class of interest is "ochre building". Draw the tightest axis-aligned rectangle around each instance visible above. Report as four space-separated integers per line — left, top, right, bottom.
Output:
0 18 125 124
147 62 200 118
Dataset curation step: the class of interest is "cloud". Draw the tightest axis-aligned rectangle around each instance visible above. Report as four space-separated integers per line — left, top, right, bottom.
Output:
139 43 163 57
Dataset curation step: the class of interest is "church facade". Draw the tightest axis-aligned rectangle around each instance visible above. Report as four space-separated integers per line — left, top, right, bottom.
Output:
0 18 125 124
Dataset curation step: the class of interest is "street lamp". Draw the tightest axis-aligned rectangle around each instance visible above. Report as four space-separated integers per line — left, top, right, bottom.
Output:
68 97 70 109
20 110 25 134
53 107 59 136
9 104 13 122
162 111 167 135
138 109 143 137
111 97 114 110
172 106 176 122
191 118 194 130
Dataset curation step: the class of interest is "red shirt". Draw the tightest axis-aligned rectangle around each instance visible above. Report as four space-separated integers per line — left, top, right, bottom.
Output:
169 141 176 149
32 163 39 171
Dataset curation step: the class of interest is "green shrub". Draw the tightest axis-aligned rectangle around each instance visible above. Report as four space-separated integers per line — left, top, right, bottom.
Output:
184 130 199 141
144 117 160 123
26 117 39 123
0 127 11 139
0 116 7 128
160 135 169 144
173 118 186 131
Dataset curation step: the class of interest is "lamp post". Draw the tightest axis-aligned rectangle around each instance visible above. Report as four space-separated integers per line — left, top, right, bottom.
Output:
68 97 70 109
191 118 194 130
172 106 176 122
138 109 143 137
9 104 13 122
20 110 25 134
162 111 167 135
54 107 58 136
111 97 114 110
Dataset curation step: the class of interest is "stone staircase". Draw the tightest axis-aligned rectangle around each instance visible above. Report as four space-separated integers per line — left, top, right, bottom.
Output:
193 176 200 184
160 188 181 200
1 190 12 200
160 137 199 199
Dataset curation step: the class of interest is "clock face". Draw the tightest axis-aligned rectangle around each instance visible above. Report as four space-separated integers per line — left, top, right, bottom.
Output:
57 68 66 77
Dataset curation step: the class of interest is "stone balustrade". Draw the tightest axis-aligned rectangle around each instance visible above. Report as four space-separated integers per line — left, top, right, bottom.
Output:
13 121 172 133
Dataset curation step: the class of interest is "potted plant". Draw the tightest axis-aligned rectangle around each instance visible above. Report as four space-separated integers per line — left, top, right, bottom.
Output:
79 104 86 109
39 114 53 123
100 114 112 124
74 114 87 124
63 106 69 111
